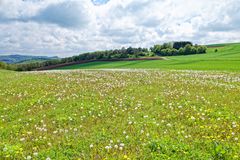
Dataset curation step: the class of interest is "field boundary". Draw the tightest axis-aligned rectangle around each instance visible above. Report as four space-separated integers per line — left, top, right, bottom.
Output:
35 57 165 70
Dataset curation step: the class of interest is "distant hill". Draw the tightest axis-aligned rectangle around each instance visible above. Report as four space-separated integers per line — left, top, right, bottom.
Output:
0 54 59 64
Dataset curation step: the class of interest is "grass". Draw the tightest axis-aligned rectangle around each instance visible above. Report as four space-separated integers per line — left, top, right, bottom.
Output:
57 43 240 71
0 69 240 159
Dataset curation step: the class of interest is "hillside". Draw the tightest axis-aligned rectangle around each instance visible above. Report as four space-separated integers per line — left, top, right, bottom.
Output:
0 55 59 64
57 43 240 71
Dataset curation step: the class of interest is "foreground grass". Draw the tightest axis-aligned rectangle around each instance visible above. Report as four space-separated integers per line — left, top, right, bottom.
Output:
0 69 240 159
58 43 240 71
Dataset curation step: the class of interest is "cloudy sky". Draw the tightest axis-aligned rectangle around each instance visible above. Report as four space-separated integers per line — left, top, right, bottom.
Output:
0 0 239 57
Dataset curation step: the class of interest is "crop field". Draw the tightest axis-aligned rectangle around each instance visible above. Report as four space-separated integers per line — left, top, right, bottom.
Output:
57 43 240 71
0 69 240 159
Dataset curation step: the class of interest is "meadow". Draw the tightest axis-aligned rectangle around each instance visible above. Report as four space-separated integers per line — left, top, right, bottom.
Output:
0 69 240 159
57 43 240 71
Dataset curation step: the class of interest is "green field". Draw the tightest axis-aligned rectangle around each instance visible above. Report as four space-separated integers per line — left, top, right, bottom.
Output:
1 43 240 159
57 43 240 71
0 69 240 159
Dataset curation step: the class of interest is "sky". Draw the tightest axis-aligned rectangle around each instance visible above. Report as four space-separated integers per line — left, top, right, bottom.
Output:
0 0 240 57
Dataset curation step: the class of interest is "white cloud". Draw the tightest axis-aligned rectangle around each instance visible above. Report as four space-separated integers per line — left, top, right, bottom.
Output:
32 1 94 28
0 0 239 57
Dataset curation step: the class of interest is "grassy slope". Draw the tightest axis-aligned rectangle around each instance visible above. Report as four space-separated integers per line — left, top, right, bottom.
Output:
57 43 240 71
0 70 240 159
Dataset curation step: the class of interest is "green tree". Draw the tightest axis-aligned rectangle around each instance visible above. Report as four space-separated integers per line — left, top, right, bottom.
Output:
0 62 7 69
184 44 193 55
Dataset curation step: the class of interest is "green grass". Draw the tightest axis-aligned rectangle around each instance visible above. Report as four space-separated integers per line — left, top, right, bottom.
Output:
1 43 240 159
18 60 48 64
57 43 240 71
0 69 240 159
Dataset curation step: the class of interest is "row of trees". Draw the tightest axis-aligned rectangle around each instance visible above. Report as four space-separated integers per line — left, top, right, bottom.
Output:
61 47 150 63
0 62 14 70
7 47 151 71
150 42 207 56
1 42 207 71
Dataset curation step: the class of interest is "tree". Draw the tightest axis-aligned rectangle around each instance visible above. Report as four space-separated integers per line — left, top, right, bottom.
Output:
178 47 184 55
173 41 193 49
197 46 207 54
151 45 162 55
126 47 134 55
0 62 7 69
162 43 172 49
191 47 197 54
183 44 193 55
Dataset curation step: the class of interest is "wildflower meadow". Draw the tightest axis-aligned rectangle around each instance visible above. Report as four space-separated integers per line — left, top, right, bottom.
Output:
0 70 240 159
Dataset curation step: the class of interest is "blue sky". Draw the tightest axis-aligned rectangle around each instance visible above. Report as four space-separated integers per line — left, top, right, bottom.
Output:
0 0 239 57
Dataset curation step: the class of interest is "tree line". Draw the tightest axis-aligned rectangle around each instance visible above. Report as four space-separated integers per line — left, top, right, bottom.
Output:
0 42 207 71
150 42 207 56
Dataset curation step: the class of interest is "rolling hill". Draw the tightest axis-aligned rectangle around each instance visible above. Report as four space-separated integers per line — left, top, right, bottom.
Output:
0 54 59 64
56 43 240 71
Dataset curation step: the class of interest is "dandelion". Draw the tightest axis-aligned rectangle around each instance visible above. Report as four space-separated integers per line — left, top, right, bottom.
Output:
166 123 172 127
26 156 32 160
178 106 183 109
90 144 93 148
46 157 51 160
105 146 111 150
3 147 7 152
232 122 237 128
33 152 38 156
120 143 125 147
